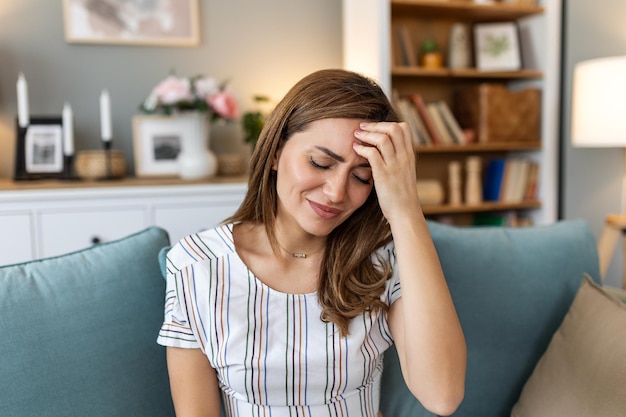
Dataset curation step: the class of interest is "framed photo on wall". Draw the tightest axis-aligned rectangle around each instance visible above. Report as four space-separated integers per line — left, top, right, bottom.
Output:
132 115 182 177
474 22 522 71
14 117 67 180
63 0 200 46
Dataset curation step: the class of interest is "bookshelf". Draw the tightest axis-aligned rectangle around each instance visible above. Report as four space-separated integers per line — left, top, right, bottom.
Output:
343 0 561 225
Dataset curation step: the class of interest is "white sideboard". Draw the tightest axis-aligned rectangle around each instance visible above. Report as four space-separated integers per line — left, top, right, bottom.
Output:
0 178 248 266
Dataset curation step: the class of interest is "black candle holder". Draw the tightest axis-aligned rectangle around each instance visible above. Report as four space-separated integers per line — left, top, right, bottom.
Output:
100 140 120 181
62 154 79 180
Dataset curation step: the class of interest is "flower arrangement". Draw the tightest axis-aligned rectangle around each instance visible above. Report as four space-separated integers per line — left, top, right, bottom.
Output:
140 74 239 121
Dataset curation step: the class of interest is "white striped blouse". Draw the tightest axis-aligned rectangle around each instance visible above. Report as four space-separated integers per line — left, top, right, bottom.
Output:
157 224 402 417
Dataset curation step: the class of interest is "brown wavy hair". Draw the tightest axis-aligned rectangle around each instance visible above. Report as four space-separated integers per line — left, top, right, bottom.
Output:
227 69 399 336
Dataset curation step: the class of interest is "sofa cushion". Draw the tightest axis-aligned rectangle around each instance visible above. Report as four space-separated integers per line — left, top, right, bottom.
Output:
0 227 174 417
380 219 600 417
511 274 626 417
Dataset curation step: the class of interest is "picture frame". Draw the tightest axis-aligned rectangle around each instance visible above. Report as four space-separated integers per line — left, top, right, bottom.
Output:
473 22 522 71
63 0 200 47
14 117 67 180
132 115 182 177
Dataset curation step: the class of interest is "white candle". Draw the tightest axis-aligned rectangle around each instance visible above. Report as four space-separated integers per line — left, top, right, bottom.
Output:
99 89 112 141
62 103 74 156
16 73 29 128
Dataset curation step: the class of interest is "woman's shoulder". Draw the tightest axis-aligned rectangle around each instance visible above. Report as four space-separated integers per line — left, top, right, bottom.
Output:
371 240 396 264
166 223 237 273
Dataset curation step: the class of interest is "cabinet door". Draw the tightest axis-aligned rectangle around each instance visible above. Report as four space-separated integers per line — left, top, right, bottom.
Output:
39 208 146 258
0 213 33 265
154 202 241 244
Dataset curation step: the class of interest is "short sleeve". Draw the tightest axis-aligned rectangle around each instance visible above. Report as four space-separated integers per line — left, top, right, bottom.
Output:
377 243 402 306
156 267 201 350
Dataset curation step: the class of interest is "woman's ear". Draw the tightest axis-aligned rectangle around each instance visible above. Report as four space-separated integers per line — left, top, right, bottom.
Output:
271 147 283 171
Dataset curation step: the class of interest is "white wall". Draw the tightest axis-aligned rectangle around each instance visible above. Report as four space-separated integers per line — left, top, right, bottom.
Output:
0 0 343 176
563 0 626 288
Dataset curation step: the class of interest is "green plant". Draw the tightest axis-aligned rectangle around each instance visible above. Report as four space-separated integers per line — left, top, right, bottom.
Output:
242 95 271 148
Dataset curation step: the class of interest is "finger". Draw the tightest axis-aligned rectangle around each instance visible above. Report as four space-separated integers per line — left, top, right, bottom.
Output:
353 129 396 161
360 121 413 157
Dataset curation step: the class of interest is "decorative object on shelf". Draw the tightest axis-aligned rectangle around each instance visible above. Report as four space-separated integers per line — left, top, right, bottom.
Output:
176 111 218 180
14 116 67 181
132 115 183 178
99 89 116 179
416 180 444 206
74 149 127 180
140 73 240 180
140 73 239 120
571 55 626 287
16 73 29 128
61 102 77 179
218 153 245 177
420 40 443 69
448 161 462 205
242 95 272 149
474 22 522 71
454 83 541 143
465 156 483 205
63 0 200 47
448 23 472 70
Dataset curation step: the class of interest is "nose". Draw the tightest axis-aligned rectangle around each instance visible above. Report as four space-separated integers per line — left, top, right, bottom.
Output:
324 173 348 203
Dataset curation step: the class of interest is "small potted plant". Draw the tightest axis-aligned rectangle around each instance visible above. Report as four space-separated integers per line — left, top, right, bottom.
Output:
242 95 271 149
420 39 443 69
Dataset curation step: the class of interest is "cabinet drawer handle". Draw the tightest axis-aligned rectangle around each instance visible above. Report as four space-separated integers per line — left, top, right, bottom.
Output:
91 236 102 245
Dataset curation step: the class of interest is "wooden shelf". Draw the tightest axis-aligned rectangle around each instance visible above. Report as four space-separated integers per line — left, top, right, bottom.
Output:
392 67 543 79
0 175 248 192
415 141 541 153
391 0 544 21
423 200 541 215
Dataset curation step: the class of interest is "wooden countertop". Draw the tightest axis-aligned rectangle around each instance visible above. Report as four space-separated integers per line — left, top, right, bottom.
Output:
0 175 248 192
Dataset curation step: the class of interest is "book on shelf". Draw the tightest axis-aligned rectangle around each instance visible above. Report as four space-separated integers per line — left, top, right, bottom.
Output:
436 101 466 145
395 98 425 146
409 94 443 145
472 211 534 228
427 103 455 145
482 158 539 203
395 25 417 67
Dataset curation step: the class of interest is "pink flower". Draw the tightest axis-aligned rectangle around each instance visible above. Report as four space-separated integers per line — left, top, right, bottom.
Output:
152 76 193 105
207 91 239 119
194 77 219 96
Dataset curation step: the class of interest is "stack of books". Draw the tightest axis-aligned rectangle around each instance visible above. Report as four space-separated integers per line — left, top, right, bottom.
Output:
393 92 467 147
482 158 540 203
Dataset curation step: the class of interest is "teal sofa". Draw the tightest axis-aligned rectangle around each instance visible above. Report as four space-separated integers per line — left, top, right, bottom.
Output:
0 220 623 416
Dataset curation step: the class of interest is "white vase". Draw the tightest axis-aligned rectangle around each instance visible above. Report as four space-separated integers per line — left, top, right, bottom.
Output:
176 111 218 180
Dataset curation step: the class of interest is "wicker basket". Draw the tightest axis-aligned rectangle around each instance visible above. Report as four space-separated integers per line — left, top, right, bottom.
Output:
75 150 127 180
453 83 541 143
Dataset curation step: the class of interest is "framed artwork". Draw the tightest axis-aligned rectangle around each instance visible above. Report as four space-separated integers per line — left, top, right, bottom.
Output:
474 22 522 71
63 0 200 46
132 115 182 177
14 117 67 180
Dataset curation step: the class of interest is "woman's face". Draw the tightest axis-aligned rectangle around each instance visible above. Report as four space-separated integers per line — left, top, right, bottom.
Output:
273 118 374 237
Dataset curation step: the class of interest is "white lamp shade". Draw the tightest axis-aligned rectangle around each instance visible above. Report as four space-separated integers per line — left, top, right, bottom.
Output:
572 56 626 147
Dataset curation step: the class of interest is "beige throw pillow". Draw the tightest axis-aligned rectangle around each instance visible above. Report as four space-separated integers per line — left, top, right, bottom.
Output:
511 274 626 417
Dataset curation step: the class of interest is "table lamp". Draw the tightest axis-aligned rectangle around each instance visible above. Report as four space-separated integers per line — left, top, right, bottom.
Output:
571 55 626 287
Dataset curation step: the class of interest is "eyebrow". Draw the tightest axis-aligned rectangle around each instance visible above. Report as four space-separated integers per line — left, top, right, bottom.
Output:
314 146 371 168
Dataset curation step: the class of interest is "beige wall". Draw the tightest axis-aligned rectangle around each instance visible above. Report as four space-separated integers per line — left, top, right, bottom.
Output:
0 0 342 177
562 0 626 288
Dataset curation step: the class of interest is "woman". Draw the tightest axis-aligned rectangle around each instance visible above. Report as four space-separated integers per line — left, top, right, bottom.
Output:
158 69 466 417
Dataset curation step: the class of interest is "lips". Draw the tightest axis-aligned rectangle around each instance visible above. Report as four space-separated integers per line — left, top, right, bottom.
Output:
308 200 342 219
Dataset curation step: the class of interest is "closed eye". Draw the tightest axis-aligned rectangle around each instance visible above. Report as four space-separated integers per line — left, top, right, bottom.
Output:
353 172 371 185
309 156 329 169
